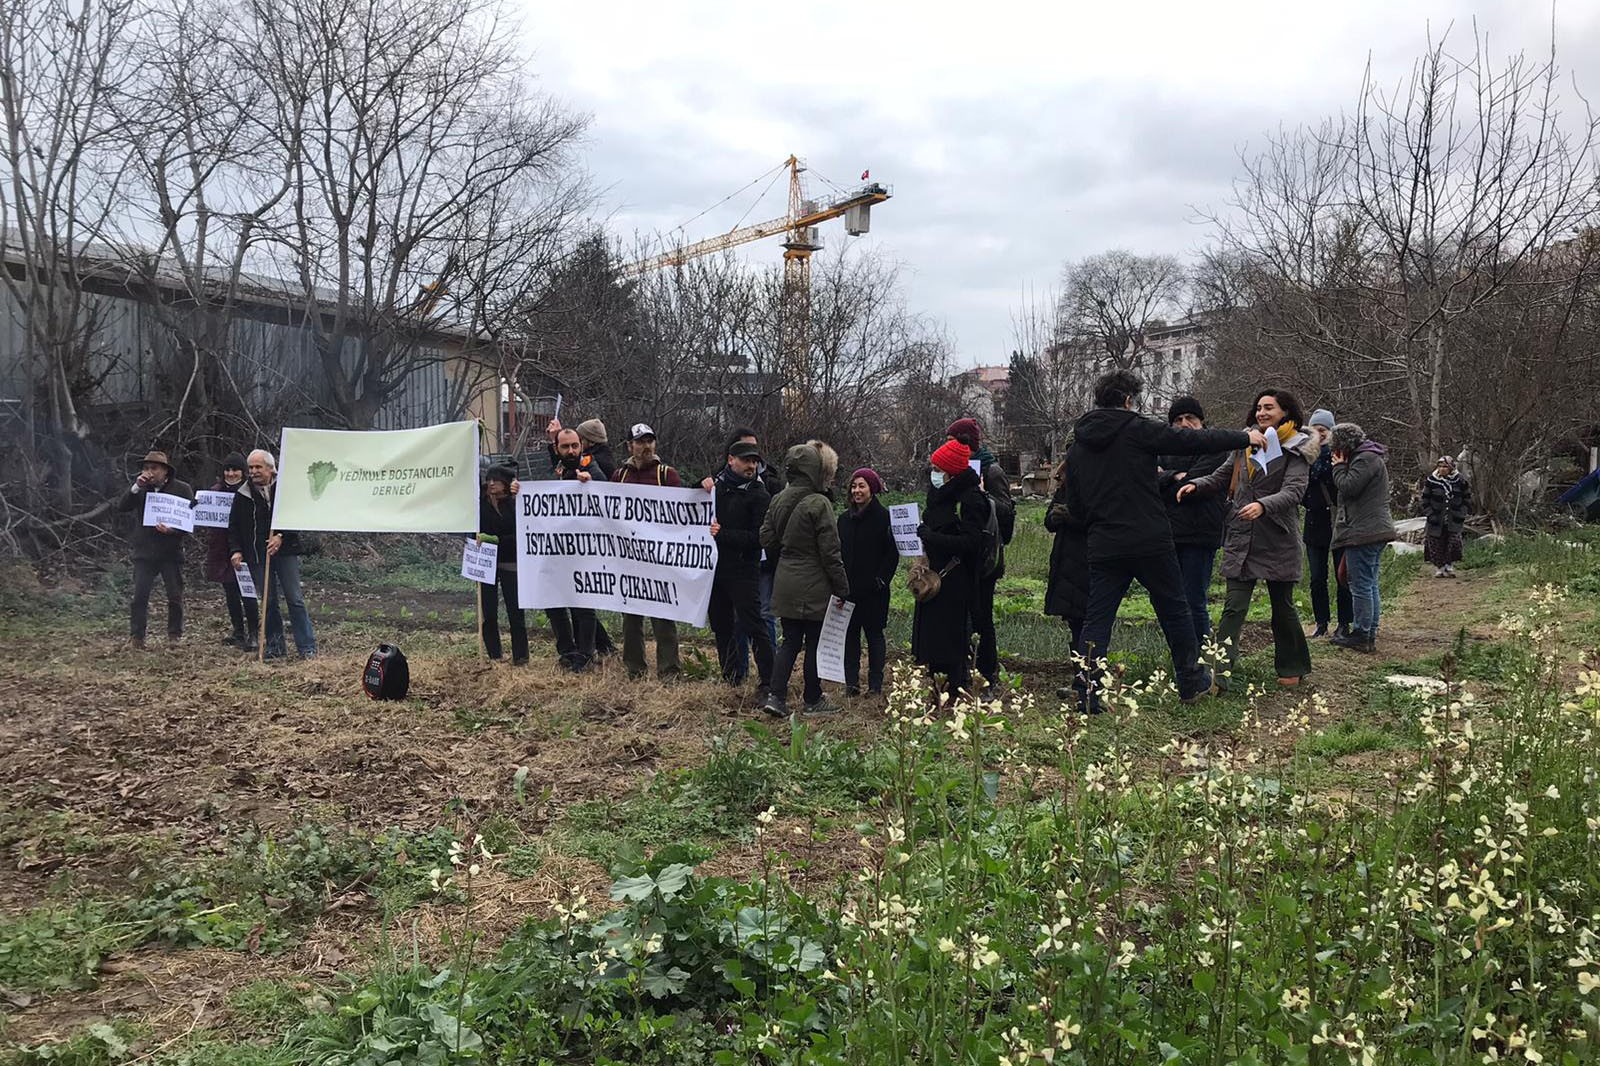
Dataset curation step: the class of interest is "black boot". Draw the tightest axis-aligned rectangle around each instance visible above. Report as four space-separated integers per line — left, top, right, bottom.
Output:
1310 622 1328 638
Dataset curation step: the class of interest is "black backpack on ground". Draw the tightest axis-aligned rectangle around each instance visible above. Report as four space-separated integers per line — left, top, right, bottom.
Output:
362 644 410 700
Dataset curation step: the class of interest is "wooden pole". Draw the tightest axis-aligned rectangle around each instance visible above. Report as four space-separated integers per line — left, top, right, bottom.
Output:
256 550 273 663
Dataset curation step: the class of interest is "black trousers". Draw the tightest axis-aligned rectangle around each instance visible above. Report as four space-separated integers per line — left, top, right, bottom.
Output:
131 558 183 638
971 572 1000 682
844 612 886 694
221 580 258 639
708 570 774 689
772 617 824 707
480 570 528 663
1305 541 1353 629
546 606 598 670
1075 552 1208 706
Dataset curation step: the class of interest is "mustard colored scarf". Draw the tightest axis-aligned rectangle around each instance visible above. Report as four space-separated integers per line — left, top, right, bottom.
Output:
1230 420 1301 495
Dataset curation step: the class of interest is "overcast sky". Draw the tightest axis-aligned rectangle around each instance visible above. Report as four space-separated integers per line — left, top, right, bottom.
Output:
519 1 1599 367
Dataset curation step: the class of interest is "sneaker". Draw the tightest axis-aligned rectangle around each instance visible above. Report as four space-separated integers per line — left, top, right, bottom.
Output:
241 637 258 653
1435 567 1448 578
802 698 841 717
1309 623 1328 638
761 694 788 718
223 633 243 647
1180 668 1215 704
1445 566 1458 577
1331 630 1374 652
1334 624 1352 641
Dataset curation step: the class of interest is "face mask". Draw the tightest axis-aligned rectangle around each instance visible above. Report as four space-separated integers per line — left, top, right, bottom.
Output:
930 470 947 487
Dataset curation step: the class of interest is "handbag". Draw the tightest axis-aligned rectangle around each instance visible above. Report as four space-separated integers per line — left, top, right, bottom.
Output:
907 557 959 604
1336 553 1349 588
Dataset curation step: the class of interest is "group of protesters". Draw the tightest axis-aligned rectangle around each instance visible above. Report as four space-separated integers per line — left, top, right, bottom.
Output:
120 364 1471 714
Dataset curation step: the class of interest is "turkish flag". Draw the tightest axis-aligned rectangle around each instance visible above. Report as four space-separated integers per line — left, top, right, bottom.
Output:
860 169 870 180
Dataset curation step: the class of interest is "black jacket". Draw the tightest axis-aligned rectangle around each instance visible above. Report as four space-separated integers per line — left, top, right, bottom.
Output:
1302 446 1339 548
227 480 303 566
838 497 899 629
1158 449 1230 550
1065 408 1249 563
479 491 518 571
1043 476 1089 622
119 477 195 562
712 465 770 576
549 442 616 483
911 468 986 671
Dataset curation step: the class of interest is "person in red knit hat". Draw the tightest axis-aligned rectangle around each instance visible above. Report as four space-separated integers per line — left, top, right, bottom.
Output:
911 438 990 694
945 417 1015 688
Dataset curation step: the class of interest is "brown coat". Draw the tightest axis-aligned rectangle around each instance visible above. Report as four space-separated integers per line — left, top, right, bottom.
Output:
1190 430 1319 583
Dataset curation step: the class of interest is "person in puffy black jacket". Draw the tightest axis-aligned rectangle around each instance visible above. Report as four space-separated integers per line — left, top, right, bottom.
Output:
477 465 527 664
912 440 989 695
707 441 774 694
1157 397 1231 647
838 468 898 696
1065 371 1257 710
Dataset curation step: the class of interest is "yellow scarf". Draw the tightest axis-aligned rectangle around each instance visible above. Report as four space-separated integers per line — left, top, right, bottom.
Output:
1232 421 1300 492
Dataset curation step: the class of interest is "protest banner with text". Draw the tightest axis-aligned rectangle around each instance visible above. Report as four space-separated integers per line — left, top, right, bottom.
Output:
515 480 719 626
272 422 479 533
142 492 196 532
192 490 235 529
889 503 924 556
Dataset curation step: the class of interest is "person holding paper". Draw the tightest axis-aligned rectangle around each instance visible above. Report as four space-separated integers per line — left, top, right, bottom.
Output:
478 465 528 665
945 418 1014 689
706 440 775 696
1178 389 1318 689
912 439 989 696
760 441 850 717
203 453 255 648
837 467 898 697
118 448 194 649
228 449 317 660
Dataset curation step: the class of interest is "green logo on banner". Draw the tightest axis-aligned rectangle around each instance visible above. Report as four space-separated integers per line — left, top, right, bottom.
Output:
307 461 340 500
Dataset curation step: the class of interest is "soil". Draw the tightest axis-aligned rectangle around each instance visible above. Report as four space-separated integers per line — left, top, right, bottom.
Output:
0 565 1510 1048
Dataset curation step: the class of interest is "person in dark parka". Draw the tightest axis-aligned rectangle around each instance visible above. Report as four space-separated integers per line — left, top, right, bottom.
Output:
119 448 195 648
1420 455 1471 577
204 453 257 647
837 467 899 696
707 440 775 694
477 465 528 665
1302 409 1354 639
946 417 1014 688
1181 388 1319 689
1043 460 1089 651
912 439 989 695
760 441 851 716
1157 396 1231 647
1067 370 1257 711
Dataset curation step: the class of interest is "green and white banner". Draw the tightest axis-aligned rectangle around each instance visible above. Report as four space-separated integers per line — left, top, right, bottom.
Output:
272 422 479 533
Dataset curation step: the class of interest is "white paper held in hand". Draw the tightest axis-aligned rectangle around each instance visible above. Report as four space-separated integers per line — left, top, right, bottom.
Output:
142 492 196 532
816 598 856 684
461 539 499 584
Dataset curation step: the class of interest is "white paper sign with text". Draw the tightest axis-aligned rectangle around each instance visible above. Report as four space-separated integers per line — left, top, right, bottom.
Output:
816 598 856 684
234 564 258 599
889 503 924 557
514 480 719 626
461 539 499 584
1252 428 1283 474
192 490 235 529
142 492 195 532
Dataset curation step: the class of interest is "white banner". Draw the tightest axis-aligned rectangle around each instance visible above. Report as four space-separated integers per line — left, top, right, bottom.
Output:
192 490 235 529
462 539 498 584
514 480 718 626
889 503 924 557
816 598 856 683
234 564 258 599
142 492 195 532
272 421 479 533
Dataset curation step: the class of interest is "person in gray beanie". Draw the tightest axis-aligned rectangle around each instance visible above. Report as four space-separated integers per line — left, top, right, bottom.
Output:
1329 422 1395 652
1301 408 1353 639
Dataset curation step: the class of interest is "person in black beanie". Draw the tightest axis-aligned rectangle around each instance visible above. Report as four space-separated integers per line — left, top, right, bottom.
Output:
477 464 528 664
1158 397 1231 647
204 452 256 647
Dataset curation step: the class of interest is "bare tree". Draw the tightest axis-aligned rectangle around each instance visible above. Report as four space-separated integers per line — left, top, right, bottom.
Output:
1058 249 1188 369
1207 27 1600 518
1004 284 1097 462
0 0 137 507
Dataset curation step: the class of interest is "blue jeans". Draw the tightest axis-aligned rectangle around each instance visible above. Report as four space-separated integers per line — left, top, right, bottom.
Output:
251 554 317 658
1343 543 1384 636
1173 544 1216 646
731 568 780 684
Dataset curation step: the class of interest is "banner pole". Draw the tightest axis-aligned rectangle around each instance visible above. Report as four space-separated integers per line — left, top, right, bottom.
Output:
257 550 273 663
476 577 488 660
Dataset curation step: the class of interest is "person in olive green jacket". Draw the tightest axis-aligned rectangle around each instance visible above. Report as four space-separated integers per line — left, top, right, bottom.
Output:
759 441 849 718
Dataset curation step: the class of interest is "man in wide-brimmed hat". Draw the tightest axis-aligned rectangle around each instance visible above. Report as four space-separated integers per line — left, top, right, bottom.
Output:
117 448 195 648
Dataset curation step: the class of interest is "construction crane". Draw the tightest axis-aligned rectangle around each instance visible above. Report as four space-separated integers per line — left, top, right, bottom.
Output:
622 155 891 424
